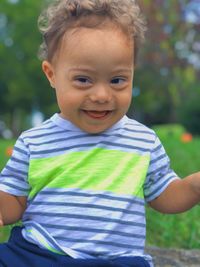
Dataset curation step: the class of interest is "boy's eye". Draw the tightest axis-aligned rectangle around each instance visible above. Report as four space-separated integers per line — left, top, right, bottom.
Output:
73 76 92 89
110 77 128 89
111 77 126 84
75 76 91 84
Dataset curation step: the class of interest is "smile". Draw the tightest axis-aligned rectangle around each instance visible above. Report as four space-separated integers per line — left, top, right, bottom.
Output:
82 110 112 119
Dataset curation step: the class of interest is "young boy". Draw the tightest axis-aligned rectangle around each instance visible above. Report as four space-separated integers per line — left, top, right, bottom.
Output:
0 0 200 266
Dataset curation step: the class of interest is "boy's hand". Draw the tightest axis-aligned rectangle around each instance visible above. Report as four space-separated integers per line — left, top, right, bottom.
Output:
0 212 3 226
0 191 27 225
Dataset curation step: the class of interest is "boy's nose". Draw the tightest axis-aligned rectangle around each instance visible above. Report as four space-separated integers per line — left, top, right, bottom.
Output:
89 84 112 103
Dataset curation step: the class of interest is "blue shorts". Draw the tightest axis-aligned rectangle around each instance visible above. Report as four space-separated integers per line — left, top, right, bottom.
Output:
0 227 150 267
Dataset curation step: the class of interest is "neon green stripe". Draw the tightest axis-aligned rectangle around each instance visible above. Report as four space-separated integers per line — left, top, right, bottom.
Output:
44 246 65 255
26 229 65 255
28 148 149 199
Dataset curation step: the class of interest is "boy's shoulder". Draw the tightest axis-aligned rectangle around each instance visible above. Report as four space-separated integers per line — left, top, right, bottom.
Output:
20 115 58 139
124 116 156 137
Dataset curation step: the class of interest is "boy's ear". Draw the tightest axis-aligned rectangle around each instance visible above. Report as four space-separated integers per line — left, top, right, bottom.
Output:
42 60 55 88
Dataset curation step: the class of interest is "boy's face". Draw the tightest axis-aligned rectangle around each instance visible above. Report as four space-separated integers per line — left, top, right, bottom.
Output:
42 24 134 133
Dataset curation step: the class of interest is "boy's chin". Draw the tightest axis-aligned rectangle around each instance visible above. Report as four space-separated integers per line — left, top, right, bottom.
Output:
78 123 114 134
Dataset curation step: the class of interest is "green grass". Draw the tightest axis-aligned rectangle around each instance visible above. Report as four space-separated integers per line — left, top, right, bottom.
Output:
0 139 15 171
0 128 200 249
152 124 200 176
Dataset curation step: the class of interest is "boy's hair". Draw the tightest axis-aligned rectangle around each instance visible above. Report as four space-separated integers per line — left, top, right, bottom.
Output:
38 0 147 62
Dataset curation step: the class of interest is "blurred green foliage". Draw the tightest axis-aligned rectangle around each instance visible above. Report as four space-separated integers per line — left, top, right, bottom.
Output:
0 0 57 136
132 1 200 128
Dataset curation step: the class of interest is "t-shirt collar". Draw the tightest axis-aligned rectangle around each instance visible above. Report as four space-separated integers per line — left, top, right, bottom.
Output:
50 113 128 134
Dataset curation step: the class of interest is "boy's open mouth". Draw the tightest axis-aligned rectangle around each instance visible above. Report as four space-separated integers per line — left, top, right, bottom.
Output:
83 110 112 119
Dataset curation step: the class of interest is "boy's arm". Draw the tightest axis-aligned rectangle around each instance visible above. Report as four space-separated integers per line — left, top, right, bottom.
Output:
149 172 200 214
0 191 27 226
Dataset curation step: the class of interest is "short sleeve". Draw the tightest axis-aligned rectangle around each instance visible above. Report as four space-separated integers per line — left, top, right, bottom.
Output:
144 136 179 202
0 134 30 196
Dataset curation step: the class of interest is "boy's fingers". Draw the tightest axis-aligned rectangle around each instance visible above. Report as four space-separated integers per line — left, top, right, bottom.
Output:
0 213 4 226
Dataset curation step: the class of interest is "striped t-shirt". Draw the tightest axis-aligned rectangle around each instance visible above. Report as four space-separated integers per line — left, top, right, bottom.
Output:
0 113 178 265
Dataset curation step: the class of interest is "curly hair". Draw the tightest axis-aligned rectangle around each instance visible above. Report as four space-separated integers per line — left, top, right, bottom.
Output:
38 0 147 62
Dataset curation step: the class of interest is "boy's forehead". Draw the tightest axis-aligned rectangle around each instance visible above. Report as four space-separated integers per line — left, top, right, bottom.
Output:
54 25 134 69
61 26 133 54
63 20 132 47
63 16 130 38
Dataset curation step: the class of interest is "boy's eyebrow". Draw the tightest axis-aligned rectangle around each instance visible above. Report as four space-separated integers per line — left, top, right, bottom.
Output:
68 67 133 74
112 68 133 74
68 67 96 74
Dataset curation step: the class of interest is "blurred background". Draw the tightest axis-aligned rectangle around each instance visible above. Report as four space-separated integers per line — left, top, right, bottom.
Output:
0 0 200 250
